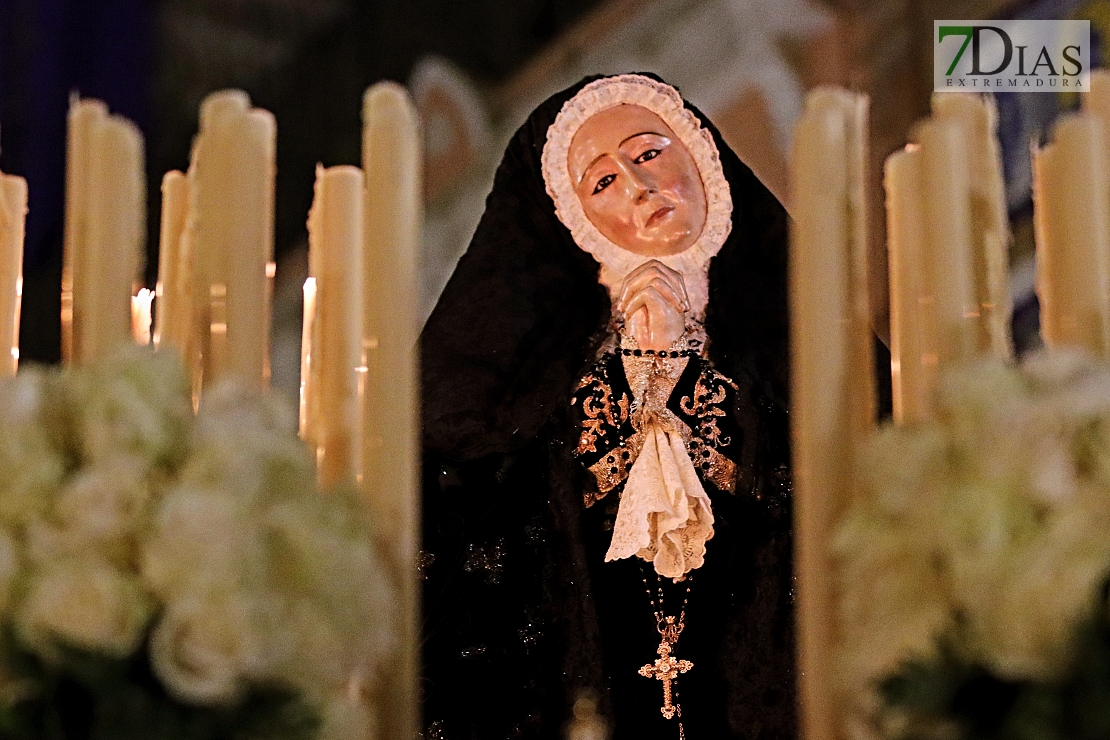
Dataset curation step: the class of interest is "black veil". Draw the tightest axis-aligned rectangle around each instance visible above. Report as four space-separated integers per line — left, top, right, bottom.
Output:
420 74 795 739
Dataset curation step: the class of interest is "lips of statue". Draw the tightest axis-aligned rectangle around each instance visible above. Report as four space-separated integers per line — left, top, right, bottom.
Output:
568 104 707 258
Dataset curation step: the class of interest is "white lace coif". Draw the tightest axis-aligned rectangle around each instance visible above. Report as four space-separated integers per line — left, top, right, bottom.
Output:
542 75 734 579
540 74 733 320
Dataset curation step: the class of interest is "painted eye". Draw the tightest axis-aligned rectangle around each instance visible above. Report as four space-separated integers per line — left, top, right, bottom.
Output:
593 174 616 194
634 148 661 164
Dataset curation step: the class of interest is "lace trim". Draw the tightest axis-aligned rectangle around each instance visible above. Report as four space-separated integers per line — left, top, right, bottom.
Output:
540 75 733 320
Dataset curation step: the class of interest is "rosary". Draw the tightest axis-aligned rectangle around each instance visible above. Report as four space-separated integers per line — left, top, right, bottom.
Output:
640 569 693 739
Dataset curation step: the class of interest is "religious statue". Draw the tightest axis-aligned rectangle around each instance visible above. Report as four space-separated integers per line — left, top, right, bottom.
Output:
420 74 794 739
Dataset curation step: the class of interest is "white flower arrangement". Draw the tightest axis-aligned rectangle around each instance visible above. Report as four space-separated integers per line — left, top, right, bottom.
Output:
0 347 395 740
835 350 1110 738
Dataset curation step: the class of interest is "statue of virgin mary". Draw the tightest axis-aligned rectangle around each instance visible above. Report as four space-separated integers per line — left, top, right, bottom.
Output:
420 73 795 740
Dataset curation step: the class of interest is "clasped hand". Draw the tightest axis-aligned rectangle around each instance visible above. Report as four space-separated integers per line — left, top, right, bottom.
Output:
617 261 689 352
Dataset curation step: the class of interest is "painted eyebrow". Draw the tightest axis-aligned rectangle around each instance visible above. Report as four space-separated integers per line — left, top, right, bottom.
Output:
576 131 667 186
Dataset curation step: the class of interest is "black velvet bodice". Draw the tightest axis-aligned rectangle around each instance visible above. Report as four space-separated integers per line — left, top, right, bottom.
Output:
421 348 794 739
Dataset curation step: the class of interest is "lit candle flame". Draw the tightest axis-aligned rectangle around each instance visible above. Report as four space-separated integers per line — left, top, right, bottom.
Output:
131 288 153 346
299 277 317 441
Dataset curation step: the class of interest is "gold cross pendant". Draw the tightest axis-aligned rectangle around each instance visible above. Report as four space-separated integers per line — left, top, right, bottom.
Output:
638 619 693 720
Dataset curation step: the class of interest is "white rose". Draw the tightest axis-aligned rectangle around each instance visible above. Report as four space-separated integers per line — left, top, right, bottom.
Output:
74 346 192 467
0 372 63 528
22 455 152 567
15 559 150 659
934 358 1025 445
149 591 264 706
1021 347 1095 393
976 498 1110 680
142 486 265 600
317 693 375 740
182 382 309 505
265 495 397 679
0 529 22 617
834 509 950 705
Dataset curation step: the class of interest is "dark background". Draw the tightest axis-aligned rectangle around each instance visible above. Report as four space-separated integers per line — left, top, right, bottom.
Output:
0 0 603 363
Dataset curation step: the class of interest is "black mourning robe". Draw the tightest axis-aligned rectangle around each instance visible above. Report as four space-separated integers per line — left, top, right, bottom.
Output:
419 74 796 740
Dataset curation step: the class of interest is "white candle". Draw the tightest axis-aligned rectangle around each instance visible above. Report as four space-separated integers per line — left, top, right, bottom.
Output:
187 90 276 391
1083 69 1110 132
1032 114 1110 356
361 81 422 740
930 93 1013 360
789 87 872 740
885 145 935 424
227 109 276 387
306 165 364 488
63 99 146 364
62 98 107 363
155 171 190 351
0 173 27 375
914 117 979 365
87 114 145 362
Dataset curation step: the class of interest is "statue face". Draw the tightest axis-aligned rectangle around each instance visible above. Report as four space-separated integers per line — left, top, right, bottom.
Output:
568 104 707 257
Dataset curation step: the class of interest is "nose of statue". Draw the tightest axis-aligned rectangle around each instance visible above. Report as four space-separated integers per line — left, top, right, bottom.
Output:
614 158 654 204
629 171 655 204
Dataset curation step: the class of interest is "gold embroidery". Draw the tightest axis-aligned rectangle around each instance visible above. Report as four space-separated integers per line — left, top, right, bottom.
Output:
680 367 740 492
574 371 631 456
680 369 736 446
576 349 742 500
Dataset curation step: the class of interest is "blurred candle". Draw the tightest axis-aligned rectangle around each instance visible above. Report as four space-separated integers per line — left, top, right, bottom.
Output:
914 118 978 364
155 171 190 351
1032 114 1110 356
190 91 248 387
789 87 873 740
931 93 1013 360
63 98 146 364
1083 69 1110 133
0 172 27 375
361 81 422 740
885 145 935 424
187 90 276 391
62 99 106 363
306 165 364 488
